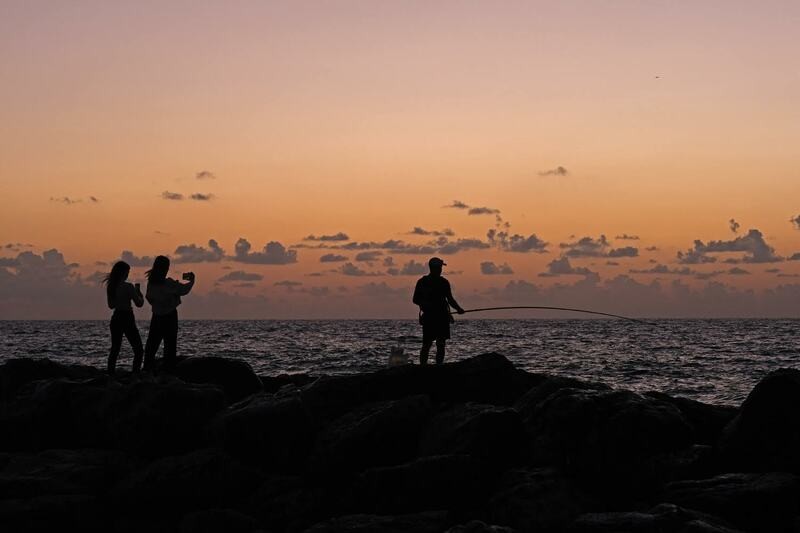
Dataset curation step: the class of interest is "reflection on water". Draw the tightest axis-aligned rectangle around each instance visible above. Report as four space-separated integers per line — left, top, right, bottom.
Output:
1 319 798 405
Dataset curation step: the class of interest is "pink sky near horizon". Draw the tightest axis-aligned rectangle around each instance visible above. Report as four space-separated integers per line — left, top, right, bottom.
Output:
1 1 799 318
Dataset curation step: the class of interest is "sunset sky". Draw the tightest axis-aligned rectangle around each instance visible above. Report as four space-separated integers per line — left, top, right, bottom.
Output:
1 1 799 318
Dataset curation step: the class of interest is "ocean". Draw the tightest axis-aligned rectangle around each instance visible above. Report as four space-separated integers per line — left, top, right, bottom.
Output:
1 319 798 405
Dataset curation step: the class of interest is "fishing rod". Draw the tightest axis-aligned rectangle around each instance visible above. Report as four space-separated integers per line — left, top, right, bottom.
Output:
453 305 651 324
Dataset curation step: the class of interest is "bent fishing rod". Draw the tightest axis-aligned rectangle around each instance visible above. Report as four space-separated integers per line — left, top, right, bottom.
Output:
451 305 651 324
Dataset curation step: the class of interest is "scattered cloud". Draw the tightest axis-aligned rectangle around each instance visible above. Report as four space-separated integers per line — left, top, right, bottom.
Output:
387 260 427 276
195 170 216 180
173 239 225 263
539 257 594 277
677 229 781 264
89 196 100 203
538 166 568 177
355 251 383 262
646 246 659 252
119 250 154 267
790 215 800 230
468 206 501 216
50 196 96 205
480 261 514 275
218 271 264 283
233 238 297 265
190 193 214 201
339 262 381 277
788 253 800 261
559 235 609 258
729 218 740 233
443 200 470 209
320 253 349 263
615 234 640 241
304 232 350 242
487 229 548 253
728 267 750 275
409 227 455 237
437 238 491 255
630 264 696 276
161 191 184 201
274 280 303 289
607 246 639 258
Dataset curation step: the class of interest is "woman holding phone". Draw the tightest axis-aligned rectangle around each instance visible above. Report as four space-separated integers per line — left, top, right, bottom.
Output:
142 255 195 371
103 261 144 374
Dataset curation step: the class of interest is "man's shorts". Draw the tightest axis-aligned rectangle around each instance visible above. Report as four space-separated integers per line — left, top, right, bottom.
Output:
422 313 451 343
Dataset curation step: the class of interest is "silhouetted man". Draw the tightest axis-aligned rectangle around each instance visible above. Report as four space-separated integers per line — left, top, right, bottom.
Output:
413 257 465 365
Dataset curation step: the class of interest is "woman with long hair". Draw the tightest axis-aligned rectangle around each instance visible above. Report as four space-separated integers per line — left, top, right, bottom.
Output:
142 255 195 371
103 261 144 374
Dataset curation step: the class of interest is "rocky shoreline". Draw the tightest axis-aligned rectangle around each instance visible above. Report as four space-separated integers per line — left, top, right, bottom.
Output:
0 353 798 532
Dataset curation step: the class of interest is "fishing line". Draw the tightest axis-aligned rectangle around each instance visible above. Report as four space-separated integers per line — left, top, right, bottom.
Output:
452 305 652 325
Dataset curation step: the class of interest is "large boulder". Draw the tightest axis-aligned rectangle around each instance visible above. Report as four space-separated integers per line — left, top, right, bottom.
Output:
663 472 800 533
646 392 737 446
718 368 800 472
446 522 518 533
525 388 694 492
419 403 526 468
0 358 103 402
309 395 432 474
210 391 315 472
179 508 263 533
570 503 742 533
302 511 449 533
173 357 263 404
514 375 610 422
488 468 587 533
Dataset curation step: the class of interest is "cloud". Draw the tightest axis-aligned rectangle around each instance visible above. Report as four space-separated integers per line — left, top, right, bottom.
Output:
196 170 216 180
487 229 548 253
766 268 781 273
218 270 264 283
615 234 640 241
320 253 349 263
538 257 594 277
630 264 696 276
790 215 800 230
443 200 470 209
274 280 302 288
233 238 297 265
409 227 455 237
559 235 609 258
173 239 224 263
339 262 381 277
437 238 491 255
162 191 184 201
233 283 256 288
538 166 568 177
2 243 34 253
190 193 214 201
645 246 660 252
304 232 350 242
789 253 800 261
677 229 781 264
480 261 514 275
727 267 750 275
119 250 154 267
89 196 100 203
729 218 740 233
50 196 94 205
607 246 639 258
355 251 383 262
387 260 427 276
468 206 501 216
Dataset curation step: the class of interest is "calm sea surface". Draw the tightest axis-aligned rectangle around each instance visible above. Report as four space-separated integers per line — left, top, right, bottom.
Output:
1 319 798 405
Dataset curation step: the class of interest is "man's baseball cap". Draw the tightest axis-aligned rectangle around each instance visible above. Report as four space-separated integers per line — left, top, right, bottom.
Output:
428 257 446 267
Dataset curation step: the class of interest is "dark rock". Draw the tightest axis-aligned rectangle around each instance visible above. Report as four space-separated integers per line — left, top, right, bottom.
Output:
646 392 737 446
445 521 518 533
489 467 587 533
247 476 340 533
525 388 694 495
0 493 105 533
112 448 261 517
302 511 449 533
173 357 263 403
514 375 610 422
356 455 487 517
0 358 104 402
419 403 526 468
261 373 314 394
211 391 315 472
179 508 263 533
663 472 800 533
719 368 800 473
310 395 431 474
570 503 742 533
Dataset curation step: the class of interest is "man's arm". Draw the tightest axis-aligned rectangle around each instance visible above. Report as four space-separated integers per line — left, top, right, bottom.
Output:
445 283 465 314
412 279 423 306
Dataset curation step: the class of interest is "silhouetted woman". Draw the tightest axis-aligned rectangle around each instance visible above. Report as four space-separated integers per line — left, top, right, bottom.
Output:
143 255 195 371
104 261 144 374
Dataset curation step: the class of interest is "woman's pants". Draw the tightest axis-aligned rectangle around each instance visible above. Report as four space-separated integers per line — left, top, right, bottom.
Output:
108 310 143 374
143 310 178 371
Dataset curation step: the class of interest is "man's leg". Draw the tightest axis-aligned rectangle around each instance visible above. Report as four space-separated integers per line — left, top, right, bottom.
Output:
420 339 433 365
435 338 446 365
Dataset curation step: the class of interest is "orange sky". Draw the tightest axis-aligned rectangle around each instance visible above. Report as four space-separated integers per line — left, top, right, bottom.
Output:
1 1 799 318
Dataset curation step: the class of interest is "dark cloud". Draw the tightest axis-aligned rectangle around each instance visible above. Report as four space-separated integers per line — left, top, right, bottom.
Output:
89 196 100 203
119 250 154 267
468 206 501 216
630 264 696 276
408 227 455 237
274 280 302 288
607 246 639 258
161 191 184 201
728 267 750 275
480 261 514 275
233 238 297 265
790 215 800 230
2 243 34 253
615 234 640 240
538 166 568 177
304 232 350 242
50 196 85 205
387 260 427 276
190 193 214 201
437 238 491 255
487 229 548 253
645 246 659 252
339 262 381 277
383 257 395 267
173 239 224 263
559 235 609 258
218 271 264 283
320 253 349 263
729 218 740 234
538 257 594 277
677 229 781 264
195 170 216 180
355 251 383 262
765 268 781 273
443 200 470 209
606 261 620 266
233 283 256 288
